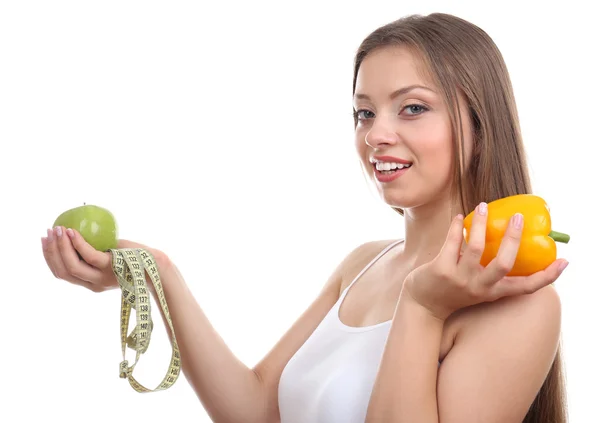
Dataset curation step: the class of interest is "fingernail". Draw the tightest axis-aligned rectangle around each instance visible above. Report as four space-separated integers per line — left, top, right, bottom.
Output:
512 213 523 229
478 202 487 215
41 237 47 249
558 260 569 273
55 226 63 237
66 228 74 238
47 229 54 242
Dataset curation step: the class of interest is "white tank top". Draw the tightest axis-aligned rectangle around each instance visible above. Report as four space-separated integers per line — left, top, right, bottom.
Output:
277 239 405 423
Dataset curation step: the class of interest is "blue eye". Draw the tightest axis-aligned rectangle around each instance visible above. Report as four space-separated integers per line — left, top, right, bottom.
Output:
354 109 375 121
353 104 428 122
403 104 428 115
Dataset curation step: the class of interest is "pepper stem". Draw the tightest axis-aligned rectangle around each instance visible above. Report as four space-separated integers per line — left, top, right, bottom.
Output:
549 230 570 244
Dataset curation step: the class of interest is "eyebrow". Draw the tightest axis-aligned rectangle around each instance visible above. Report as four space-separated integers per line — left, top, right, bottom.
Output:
353 84 436 101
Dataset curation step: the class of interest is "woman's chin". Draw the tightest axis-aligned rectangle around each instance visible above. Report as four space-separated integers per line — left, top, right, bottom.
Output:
380 194 417 210
380 190 444 211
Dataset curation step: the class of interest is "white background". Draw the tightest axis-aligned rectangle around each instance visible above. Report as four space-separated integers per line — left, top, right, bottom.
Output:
1 1 597 422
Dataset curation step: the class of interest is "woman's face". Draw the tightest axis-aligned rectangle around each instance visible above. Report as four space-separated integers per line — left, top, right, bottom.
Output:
353 45 473 213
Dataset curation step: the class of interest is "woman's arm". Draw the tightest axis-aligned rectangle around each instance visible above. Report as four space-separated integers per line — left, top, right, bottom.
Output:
150 254 345 423
366 284 561 423
49 227 381 423
366 209 565 422
366 290 444 422
141 256 269 423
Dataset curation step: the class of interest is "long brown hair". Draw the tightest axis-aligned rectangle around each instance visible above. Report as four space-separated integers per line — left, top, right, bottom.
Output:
352 13 567 422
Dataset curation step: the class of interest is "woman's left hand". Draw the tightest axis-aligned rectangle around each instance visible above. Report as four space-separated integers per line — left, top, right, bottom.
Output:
403 203 569 321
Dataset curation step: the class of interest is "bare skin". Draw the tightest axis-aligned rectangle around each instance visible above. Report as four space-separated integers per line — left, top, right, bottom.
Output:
42 228 385 423
42 45 567 422
352 45 565 422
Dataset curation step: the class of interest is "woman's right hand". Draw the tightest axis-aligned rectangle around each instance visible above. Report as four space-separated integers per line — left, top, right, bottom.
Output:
41 226 165 293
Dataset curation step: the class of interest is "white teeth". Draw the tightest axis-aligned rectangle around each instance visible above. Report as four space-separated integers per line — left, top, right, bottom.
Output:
375 162 411 171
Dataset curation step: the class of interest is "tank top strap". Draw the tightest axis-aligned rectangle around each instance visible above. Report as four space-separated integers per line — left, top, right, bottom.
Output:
339 239 404 302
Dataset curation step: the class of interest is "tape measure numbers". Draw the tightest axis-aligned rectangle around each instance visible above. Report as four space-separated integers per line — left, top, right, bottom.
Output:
110 248 181 393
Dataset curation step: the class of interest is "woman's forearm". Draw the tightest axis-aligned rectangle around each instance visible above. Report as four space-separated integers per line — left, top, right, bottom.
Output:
145 255 267 423
366 290 444 423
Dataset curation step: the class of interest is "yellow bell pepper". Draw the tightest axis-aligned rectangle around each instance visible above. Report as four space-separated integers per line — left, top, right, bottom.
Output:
463 194 570 276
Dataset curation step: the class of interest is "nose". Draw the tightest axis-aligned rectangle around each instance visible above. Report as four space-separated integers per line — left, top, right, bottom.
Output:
364 118 399 149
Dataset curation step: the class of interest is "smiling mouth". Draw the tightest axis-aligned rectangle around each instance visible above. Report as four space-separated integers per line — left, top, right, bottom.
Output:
373 162 413 174
371 161 413 183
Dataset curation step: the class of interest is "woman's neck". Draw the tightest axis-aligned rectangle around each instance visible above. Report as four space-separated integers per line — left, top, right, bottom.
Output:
400 196 464 267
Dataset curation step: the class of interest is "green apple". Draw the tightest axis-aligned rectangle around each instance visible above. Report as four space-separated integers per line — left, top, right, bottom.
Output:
53 204 118 252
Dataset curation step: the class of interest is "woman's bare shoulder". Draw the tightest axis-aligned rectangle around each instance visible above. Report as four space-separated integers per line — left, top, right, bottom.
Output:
338 239 402 294
445 284 562 363
454 284 561 333
436 285 562 418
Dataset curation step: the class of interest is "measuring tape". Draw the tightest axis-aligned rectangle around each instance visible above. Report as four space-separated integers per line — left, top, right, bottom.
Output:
109 247 181 393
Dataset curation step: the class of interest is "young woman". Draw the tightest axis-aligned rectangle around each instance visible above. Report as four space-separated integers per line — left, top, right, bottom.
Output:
41 12 568 423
